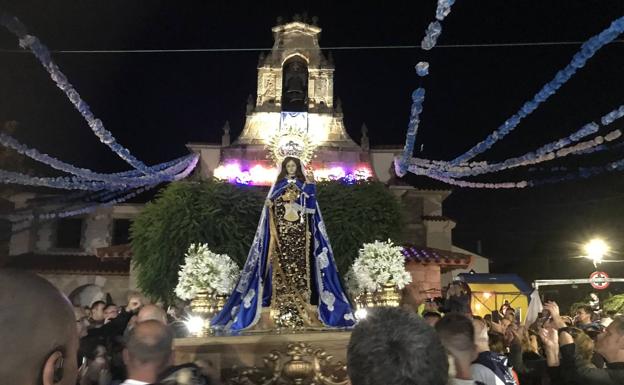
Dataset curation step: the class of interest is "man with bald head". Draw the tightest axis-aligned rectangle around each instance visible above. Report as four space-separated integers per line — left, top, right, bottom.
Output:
121 320 173 385
137 304 168 324
0 269 79 385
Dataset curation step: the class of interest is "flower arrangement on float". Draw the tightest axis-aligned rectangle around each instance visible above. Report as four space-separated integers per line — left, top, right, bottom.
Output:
347 240 412 318
175 243 239 335
175 243 240 300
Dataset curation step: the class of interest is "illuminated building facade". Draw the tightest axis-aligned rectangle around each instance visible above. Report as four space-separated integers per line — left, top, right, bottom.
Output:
187 19 393 185
3 17 489 306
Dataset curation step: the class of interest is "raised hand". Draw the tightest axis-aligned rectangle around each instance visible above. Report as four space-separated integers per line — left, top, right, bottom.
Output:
539 327 559 350
543 301 561 318
543 301 566 328
539 327 560 367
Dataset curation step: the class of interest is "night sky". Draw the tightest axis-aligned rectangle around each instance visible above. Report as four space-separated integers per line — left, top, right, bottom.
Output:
1 0 624 289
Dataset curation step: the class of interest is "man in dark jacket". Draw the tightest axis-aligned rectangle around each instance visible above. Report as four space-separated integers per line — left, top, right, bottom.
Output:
559 315 624 384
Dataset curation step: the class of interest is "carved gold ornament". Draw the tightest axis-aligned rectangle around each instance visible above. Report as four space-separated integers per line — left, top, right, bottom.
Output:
226 342 348 385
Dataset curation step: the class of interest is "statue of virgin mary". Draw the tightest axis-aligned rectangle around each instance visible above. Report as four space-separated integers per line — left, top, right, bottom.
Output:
212 156 355 331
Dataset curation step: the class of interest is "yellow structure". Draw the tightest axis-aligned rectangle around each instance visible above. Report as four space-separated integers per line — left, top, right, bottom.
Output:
459 273 530 322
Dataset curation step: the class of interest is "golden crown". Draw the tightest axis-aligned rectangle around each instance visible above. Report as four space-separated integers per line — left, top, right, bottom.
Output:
267 125 316 166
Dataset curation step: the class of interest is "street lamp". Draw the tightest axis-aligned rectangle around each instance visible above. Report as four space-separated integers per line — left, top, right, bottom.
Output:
583 238 610 267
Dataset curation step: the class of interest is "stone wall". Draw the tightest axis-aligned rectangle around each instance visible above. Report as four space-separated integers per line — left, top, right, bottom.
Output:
403 262 442 307
423 219 455 250
389 186 426 246
35 221 54 251
83 211 113 253
40 273 132 305
440 253 490 287
10 205 143 256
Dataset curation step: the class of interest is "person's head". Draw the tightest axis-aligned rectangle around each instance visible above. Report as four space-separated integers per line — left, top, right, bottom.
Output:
435 313 478 380
504 307 516 322
127 291 144 311
348 307 448 385
277 156 305 182
488 332 506 354
0 270 79 385
104 304 119 320
90 301 106 322
576 305 594 325
446 282 464 297
423 311 442 327
517 326 539 353
595 316 624 363
123 320 174 383
73 306 89 338
473 317 489 352
571 329 595 365
137 304 168 324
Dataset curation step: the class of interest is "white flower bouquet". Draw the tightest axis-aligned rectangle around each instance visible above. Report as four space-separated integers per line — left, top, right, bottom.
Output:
350 240 412 293
175 243 240 300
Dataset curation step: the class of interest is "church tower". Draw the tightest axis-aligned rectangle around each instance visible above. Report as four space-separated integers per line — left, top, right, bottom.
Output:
187 16 402 186
235 18 358 148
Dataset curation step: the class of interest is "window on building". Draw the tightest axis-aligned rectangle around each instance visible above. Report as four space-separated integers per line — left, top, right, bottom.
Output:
55 218 83 249
112 219 132 245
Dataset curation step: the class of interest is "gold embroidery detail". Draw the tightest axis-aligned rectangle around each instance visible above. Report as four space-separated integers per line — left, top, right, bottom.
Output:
267 183 319 329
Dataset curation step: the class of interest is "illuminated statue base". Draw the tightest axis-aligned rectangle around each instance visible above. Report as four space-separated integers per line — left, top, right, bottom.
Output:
173 330 351 384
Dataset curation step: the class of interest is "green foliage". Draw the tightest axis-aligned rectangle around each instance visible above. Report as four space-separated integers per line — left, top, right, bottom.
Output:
316 180 405 273
131 179 405 303
603 294 624 314
131 180 265 303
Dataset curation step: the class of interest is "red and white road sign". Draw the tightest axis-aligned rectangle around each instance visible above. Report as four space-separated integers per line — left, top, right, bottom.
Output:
589 271 610 290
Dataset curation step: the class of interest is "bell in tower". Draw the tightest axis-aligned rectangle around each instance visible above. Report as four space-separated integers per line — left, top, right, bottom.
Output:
281 57 308 112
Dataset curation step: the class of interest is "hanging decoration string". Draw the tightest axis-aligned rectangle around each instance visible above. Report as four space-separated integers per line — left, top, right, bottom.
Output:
0 12 154 174
397 88 426 176
409 139 624 190
0 153 198 191
412 105 624 177
448 15 624 166
8 156 197 223
0 129 195 183
9 185 157 228
397 0 456 176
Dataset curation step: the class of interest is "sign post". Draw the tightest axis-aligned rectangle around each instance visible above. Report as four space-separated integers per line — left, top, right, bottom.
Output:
589 271 610 290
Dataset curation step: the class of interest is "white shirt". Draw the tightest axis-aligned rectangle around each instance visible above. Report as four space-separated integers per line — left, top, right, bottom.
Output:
119 380 150 385
449 378 480 385
471 363 507 385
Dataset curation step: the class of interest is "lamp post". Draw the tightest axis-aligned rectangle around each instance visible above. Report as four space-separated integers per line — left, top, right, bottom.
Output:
583 238 610 268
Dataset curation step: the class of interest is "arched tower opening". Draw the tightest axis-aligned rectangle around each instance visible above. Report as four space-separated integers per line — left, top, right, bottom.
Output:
281 56 308 112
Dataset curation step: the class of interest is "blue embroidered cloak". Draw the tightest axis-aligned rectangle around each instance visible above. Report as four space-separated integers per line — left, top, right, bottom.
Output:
211 178 355 331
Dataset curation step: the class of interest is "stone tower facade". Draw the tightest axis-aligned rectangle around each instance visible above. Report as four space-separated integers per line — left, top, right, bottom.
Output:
235 21 357 148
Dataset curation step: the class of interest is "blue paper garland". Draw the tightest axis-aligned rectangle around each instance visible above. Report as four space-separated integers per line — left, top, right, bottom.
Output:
0 12 200 210
0 154 198 191
397 88 426 176
414 104 624 177
0 13 154 174
0 129 194 184
449 16 624 165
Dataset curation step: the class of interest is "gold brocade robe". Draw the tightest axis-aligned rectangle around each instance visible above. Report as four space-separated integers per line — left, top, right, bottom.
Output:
267 182 320 328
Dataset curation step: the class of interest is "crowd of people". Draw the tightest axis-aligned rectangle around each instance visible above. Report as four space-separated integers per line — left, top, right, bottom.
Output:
0 269 210 385
348 282 624 385
2 270 624 385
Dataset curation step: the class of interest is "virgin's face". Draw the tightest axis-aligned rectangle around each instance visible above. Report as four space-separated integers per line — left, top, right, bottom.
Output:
286 160 297 176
